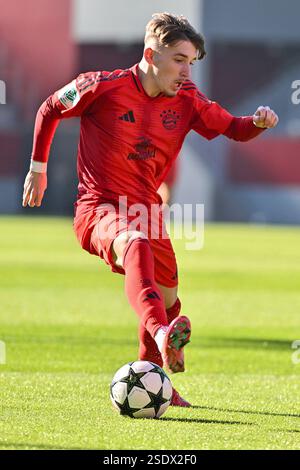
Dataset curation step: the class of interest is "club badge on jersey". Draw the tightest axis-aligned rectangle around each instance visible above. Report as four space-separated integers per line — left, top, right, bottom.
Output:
57 80 80 110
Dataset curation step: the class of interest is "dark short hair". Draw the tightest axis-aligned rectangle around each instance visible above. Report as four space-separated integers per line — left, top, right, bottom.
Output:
145 12 206 60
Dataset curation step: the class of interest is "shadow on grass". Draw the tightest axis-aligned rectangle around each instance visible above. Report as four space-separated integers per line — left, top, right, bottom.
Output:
160 417 300 435
2 334 138 347
194 337 294 351
191 405 300 419
160 416 256 426
6 335 293 352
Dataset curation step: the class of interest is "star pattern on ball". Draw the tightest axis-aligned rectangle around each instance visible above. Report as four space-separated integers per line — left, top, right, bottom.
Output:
111 361 172 418
143 385 169 416
149 365 169 383
121 367 146 394
116 397 140 418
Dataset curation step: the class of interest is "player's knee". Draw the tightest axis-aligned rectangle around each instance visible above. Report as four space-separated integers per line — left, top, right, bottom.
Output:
112 230 147 265
127 230 147 244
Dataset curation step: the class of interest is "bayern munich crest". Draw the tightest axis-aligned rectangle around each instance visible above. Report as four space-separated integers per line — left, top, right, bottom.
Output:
160 110 180 130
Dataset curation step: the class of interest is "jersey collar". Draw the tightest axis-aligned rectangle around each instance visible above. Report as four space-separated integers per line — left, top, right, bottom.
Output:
129 63 165 101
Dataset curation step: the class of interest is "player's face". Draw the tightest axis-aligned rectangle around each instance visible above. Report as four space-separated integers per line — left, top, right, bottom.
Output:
152 41 197 97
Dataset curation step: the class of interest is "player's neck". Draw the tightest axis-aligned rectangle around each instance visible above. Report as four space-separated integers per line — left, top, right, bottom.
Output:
138 60 161 98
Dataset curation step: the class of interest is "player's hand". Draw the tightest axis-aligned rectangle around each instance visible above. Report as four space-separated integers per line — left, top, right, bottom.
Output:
22 170 47 207
253 106 279 129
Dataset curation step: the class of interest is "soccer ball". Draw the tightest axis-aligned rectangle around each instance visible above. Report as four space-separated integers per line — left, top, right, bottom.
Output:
110 360 173 418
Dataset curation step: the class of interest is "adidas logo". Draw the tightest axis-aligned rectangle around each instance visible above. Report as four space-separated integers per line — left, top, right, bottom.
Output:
143 291 161 302
119 110 135 123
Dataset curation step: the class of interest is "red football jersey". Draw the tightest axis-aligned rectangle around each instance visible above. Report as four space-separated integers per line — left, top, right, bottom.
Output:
31 63 264 247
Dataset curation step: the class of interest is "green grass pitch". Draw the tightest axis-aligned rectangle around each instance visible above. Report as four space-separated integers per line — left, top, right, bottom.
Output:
0 216 300 450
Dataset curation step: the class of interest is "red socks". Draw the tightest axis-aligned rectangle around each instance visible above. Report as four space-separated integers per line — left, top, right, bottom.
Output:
138 297 182 367
123 237 168 338
166 298 181 323
138 323 163 367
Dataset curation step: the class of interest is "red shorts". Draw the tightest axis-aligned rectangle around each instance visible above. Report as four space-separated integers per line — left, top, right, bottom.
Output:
74 201 178 288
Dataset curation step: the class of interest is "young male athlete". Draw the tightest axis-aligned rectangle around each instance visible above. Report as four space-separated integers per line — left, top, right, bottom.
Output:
22 13 278 407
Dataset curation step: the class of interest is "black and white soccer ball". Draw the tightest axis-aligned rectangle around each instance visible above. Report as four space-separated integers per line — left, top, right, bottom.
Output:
110 360 173 418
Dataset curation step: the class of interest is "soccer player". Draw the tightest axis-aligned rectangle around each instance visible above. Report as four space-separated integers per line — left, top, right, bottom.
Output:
22 13 278 407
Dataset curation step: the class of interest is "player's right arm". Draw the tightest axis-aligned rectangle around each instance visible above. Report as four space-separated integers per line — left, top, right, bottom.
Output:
22 72 103 207
22 168 48 208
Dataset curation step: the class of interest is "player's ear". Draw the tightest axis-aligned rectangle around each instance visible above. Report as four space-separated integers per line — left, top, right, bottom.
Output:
144 47 155 65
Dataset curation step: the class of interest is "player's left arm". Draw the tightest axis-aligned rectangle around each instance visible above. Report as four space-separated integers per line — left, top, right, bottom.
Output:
252 106 279 129
190 89 279 142
223 105 279 141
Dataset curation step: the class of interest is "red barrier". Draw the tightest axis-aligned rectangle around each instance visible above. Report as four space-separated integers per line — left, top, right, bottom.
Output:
228 138 300 185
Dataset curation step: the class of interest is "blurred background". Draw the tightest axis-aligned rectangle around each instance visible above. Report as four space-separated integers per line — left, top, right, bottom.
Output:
0 0 300 223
